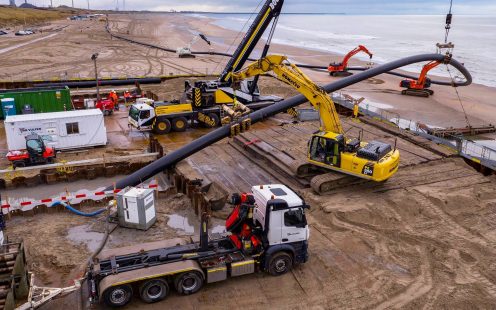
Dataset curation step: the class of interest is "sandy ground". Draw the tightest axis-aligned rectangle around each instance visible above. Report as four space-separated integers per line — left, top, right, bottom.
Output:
0 12 495 310
0 13 495 131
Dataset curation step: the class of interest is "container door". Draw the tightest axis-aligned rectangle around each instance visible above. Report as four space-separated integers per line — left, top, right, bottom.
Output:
124 197 139 224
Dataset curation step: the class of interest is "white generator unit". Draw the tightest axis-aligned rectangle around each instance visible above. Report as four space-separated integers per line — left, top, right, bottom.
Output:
4 109 107 151
116 187 156 230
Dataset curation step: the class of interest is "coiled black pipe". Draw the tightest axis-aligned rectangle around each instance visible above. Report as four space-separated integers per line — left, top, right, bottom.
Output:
110 53 471 190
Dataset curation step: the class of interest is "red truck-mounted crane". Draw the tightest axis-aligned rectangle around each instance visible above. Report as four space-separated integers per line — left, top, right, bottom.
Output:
6 134 56 168
399 60 442 97
328 45 373 76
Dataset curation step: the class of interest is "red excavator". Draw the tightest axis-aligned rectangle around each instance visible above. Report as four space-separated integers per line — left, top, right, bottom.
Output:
328 45 373 76
399 60 441 97
6 134 56 168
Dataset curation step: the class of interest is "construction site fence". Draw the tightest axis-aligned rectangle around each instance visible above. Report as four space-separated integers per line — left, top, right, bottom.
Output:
332 92 496 171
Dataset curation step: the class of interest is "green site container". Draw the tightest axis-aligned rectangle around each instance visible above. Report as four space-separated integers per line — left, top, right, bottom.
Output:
0 87 73 119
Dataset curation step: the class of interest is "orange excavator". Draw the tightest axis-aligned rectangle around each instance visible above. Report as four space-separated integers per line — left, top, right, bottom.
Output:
399 60 442 97
328 45 373 76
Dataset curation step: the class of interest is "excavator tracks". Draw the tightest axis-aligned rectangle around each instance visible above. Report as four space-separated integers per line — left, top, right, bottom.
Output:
401 89 434 97
309 172 369 194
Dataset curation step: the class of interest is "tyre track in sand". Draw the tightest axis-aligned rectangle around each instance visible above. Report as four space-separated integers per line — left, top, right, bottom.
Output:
373 246 433 310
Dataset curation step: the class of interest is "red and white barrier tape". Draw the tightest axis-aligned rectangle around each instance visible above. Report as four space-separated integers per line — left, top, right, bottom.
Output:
1 183 158 212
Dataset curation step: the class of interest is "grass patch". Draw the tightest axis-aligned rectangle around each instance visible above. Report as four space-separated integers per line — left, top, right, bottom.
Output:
0 6 76 27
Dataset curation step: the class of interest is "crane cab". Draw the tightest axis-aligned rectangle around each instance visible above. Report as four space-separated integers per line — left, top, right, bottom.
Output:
308 132 400 182
129 103 155 131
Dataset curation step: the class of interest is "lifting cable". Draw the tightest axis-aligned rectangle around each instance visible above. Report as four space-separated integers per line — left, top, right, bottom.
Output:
440 0 472 128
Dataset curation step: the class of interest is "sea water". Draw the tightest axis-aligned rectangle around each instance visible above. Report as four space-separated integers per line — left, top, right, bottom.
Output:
199 13 496 88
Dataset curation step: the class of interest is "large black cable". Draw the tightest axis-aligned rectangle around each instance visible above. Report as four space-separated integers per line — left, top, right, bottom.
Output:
107 26 468 87
110 53 471 190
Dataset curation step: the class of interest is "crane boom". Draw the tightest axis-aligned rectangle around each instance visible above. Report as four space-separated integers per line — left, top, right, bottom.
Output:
232 55 343 134
219 0 284 85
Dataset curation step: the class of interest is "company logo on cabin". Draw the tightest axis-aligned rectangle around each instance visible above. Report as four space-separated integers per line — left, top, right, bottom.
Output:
19 127 42 134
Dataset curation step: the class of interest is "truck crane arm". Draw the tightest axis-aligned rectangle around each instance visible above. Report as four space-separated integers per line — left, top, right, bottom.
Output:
232 55 343 134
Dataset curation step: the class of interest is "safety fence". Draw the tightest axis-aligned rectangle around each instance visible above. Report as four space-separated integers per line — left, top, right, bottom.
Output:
332 92 496 171
0 182 159 215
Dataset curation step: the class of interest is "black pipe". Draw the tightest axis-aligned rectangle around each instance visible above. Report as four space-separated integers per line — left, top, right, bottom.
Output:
108 28 469 87
35 77 162 88
111 53 471 190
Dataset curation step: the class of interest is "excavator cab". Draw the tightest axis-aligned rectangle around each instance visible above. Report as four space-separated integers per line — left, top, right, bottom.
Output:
309 133 344 167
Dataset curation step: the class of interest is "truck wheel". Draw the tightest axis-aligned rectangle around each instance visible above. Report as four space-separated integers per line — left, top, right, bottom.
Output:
174 271 203 295
172 117 188 132
103 110 109 116
154 119 172 134
268 252 293 276
46 157 54 164
103 284 133 307
13 161 25 169
139 279 169 303
204 113 220 128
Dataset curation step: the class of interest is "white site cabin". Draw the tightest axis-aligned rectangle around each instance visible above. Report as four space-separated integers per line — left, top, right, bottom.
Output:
4 109 107 151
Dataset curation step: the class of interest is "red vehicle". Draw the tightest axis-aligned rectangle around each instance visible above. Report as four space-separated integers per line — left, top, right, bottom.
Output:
399 60 441 97
328 45 373 76
95 99 115 116
6 134 56 168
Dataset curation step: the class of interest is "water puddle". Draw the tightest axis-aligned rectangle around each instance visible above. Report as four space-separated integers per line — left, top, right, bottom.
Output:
166 214 195 234
166 213 227 235
67 224 105 252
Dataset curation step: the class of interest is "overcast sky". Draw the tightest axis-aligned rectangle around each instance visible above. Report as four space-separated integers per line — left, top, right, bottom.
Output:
4 0 496 14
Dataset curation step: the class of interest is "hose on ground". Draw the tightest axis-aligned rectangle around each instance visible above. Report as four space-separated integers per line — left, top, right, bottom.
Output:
50 201 106 217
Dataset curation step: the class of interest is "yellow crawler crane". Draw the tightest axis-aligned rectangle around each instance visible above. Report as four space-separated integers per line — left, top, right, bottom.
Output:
231 55 400 193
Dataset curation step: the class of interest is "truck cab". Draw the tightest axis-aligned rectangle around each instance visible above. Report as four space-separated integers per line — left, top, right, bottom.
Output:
128 103 155 131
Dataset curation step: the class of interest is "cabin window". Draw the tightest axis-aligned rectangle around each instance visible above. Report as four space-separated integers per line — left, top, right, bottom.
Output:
66 122 80 135
284 208 306 228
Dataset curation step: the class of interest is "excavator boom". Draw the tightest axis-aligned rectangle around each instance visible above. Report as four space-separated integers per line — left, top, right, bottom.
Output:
342 45 373 68
232 55 343 134
328 45 373 75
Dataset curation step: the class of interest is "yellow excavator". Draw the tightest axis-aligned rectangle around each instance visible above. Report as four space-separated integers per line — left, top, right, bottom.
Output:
231 55 400 193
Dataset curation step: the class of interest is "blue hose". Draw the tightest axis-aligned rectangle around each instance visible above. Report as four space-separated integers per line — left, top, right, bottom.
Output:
50 201 106 217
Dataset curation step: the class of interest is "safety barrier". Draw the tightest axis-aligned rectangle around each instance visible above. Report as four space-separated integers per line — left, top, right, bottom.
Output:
0 183 158 214
332 92 496 171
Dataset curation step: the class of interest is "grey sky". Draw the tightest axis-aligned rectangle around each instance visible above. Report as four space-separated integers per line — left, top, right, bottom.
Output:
3 0 496 14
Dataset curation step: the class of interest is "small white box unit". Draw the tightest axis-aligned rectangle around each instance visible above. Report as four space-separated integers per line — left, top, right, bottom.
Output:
116 187 156 230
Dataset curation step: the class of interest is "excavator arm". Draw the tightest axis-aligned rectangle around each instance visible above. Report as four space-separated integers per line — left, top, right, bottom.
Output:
232 55 343 134
416 60 441 87
341 45 373 68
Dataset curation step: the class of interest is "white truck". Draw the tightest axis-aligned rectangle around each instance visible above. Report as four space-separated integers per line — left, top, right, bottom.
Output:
88 184 310 307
